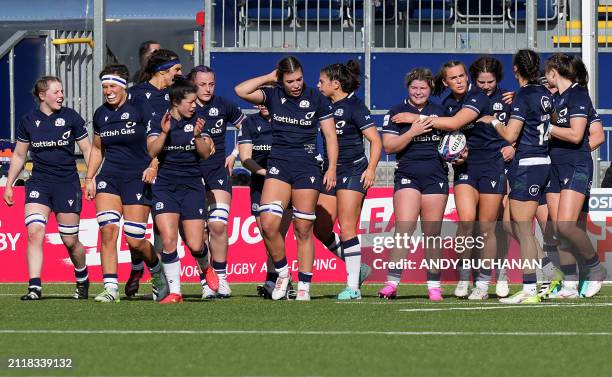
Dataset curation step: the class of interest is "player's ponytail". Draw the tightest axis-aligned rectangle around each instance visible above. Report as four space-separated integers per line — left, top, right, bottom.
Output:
513 49 541 84
545 53 589 87
320 60 361 94
142 49 181 83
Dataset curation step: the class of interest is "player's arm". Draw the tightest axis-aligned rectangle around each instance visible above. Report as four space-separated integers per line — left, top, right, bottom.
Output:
225 143 239 175
361 126 382 190
3 141 29 206
234 71 277 105
84 135 103 200
383 117 433 154
77 136 92 170
147 113 172 158
589 120 605 151
491 118 523 144
194 118 213 159
239 143 266 176
550 116 587 144
320 117 338 191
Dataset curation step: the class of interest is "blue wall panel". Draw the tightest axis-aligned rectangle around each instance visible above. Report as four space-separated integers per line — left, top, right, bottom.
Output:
0 37 46 140
370 53 517 110
0 54 9 139
210 52 365 109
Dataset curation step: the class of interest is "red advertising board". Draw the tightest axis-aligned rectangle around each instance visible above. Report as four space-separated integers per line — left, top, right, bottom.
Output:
1 187 610 283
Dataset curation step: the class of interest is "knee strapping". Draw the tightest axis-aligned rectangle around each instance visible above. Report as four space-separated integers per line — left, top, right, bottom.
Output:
58 223 79 236
258 200 284 218
25 213 47 228
123 221 147 240
292 207 316 221
207 203 230 224
96 210 121 227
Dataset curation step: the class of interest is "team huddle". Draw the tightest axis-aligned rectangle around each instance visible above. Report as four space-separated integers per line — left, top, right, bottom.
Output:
3 47 607 304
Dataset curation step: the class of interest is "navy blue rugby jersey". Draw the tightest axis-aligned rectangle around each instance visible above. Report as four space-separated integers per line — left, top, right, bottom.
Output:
147 115 205 178
382 99 446 165
509 84 553 159
488 87 512 124
16 107 88 181
237 113 273 167
261 85 333 159
195 95 245 167
550 83 592 161
320 92 374 165
93 98 153 178
128 82 170 117
442 85 505 158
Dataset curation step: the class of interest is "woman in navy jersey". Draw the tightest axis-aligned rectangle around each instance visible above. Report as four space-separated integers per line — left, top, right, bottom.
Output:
235 56 338 301
390 60 511 300
238 104 295 298
4 76 92 300
314 60 382 300
84 65 168 303
188 65 245 299
124 49 182 297
469 56 515 299
379 68 448 301
543 54 607 298
534 74 604 299
484 49 554 303
147 80 214 304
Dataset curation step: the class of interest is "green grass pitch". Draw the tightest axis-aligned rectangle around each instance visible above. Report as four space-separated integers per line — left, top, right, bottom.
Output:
1 283 612 377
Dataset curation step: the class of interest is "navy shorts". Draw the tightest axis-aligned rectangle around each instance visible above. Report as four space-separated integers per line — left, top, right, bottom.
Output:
25 177 82 214
322 158 368 196
507 157 550 202
394 160 449 194
250 174 265 216
546 156 593 196
95 174 152 206
201 164 231 193
454 155 507 195
152 176 207 220
266 156 322 191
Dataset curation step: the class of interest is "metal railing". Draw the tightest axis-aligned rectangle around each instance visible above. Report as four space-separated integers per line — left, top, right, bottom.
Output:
206 0 607 52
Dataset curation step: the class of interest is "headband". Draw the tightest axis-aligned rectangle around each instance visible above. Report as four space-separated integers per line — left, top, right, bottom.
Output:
101 74 127 88
154 59 181 72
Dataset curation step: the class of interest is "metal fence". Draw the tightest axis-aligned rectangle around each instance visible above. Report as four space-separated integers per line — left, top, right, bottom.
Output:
208 0 604 51
49 30 96 128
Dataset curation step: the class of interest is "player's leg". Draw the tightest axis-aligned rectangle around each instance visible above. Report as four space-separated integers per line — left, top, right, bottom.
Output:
290 188 320 301
258 178 292 300
336 189 366 300
123 204 168 301
21 201 52 300
378 186 421 299
420 192 449 301
452 184 479 297
206 189 232 297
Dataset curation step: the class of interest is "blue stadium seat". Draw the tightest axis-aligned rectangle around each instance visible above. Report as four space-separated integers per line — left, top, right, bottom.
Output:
243 0 292 22
347 0 395 22
508 0 557 22
296 0 343 21
399 0 454 22
456 0 505 20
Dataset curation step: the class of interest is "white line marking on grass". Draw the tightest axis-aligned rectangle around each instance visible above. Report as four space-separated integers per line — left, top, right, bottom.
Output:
339 300 612 305
1 329 612 337
399 303 612 312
